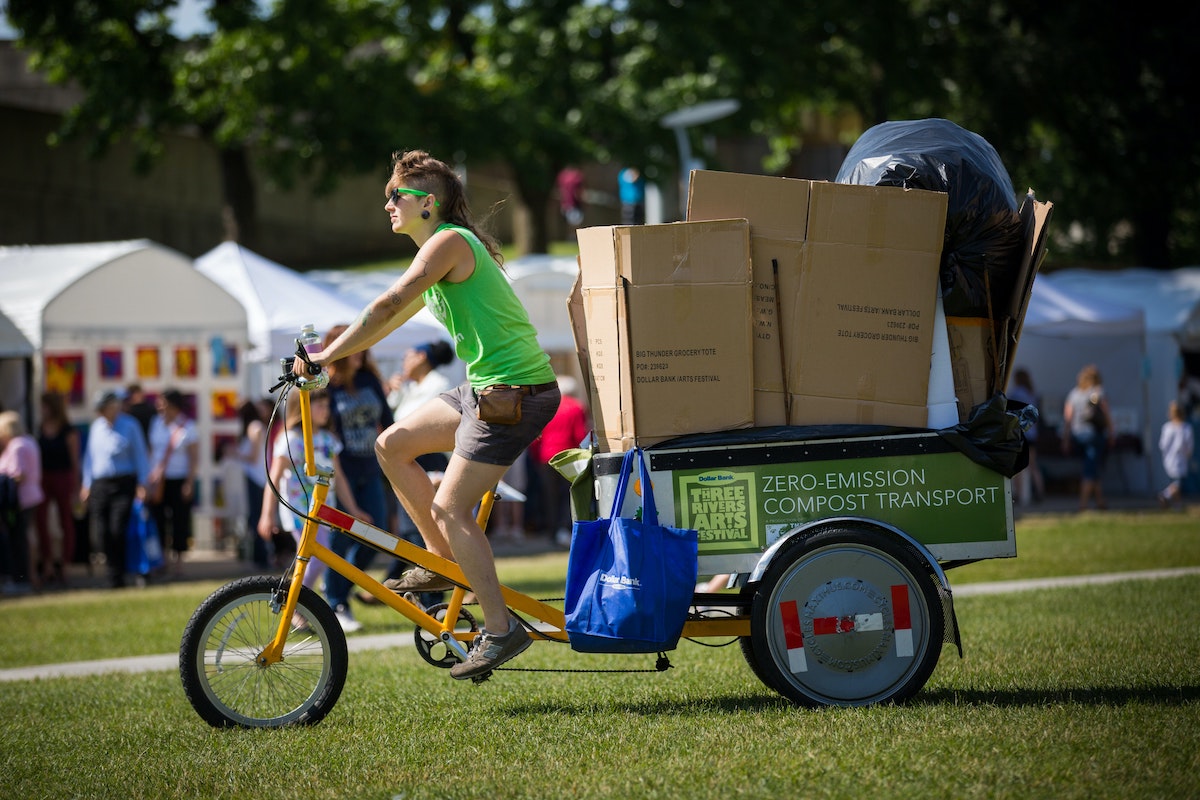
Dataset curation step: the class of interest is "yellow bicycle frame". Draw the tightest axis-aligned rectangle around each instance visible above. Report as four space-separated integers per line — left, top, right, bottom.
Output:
256 380 746 667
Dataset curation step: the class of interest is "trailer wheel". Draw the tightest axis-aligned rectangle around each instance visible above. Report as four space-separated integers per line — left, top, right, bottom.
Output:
749 526 944 707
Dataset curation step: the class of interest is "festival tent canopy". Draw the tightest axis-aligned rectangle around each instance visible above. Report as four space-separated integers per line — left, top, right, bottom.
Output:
0 306 34 422
0 239 251 517
0 306 33 358
1045 267 1200 338
308 252 580 356
0 239 248 352
196 241 439 363
1019 273 1145 338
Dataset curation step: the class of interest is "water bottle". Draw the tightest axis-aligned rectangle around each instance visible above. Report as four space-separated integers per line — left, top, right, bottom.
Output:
297 324 328 389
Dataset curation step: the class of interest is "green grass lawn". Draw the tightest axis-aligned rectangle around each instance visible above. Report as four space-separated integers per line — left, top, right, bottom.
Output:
1 511 1197 799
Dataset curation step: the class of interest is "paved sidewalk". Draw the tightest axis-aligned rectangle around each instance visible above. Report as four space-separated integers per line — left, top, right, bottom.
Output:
43 494 1184 593
3 565 1198 683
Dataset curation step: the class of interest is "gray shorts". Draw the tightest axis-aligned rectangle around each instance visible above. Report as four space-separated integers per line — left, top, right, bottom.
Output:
440 381 561 466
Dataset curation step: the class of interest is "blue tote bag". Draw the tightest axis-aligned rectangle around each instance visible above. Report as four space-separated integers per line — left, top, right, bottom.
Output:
126 498 164 575
564 448 699 653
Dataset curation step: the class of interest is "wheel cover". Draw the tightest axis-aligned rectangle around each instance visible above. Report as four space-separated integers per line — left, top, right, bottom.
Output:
194 591 334 727
764 543 932 705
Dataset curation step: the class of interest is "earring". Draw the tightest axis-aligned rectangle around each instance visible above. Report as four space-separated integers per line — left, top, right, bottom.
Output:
421 209 431 220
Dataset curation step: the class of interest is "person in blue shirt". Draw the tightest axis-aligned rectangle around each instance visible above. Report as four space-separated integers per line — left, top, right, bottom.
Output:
81 390 150 587
619 167 646 225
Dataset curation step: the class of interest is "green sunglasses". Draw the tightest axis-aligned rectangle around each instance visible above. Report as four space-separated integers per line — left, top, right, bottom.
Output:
388 187 439 206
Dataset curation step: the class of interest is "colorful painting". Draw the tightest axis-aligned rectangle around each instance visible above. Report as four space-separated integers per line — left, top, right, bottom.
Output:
137 346 160 379
44 353 85 405
211 337 238 377
99 349 124 379
211 389 240 421
174 345 198 379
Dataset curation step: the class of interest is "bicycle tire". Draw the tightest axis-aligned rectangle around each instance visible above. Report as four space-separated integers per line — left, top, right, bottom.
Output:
180 576 348 728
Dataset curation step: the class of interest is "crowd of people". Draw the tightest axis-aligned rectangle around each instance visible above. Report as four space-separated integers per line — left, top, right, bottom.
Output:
1007 363 1197 513
0 355 590 603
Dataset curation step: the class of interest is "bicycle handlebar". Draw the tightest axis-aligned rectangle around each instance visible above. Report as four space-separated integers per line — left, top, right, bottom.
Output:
269 340 326 393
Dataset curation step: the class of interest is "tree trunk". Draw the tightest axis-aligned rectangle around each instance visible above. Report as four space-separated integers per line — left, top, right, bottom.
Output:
514 178 553 254
217 145 258 249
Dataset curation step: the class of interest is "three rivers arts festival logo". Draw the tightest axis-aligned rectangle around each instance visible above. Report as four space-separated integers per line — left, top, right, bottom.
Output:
678 470 758 553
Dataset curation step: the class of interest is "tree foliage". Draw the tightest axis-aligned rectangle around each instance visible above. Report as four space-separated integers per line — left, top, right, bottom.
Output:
7 0 1199 265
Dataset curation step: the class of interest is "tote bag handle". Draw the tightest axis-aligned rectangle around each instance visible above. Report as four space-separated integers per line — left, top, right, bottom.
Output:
607 449 659 526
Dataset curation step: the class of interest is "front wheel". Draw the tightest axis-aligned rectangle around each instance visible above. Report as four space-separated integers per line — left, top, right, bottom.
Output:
180 576 348 728
749 526 944 707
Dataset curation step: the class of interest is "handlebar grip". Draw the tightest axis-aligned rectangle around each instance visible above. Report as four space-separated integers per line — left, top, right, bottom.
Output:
305 360 322 376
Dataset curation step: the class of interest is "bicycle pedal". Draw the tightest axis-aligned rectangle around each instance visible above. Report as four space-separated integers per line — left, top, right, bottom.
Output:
402 591 424 611
470 670 493 685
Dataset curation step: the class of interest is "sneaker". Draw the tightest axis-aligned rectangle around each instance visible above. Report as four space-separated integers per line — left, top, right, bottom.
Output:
449 617 531 680
333 604 363 634
382 566 455 593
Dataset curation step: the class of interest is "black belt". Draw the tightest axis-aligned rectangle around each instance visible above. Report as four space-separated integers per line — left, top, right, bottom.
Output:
479 381 558 396
522 381 559 395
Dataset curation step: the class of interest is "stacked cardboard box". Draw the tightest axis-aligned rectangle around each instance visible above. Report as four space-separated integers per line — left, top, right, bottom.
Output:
686 171 948 428
569 170 1050 453
571 219 754 453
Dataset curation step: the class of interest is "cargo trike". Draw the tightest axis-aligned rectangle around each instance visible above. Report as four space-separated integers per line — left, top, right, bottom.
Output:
180 361 1022 727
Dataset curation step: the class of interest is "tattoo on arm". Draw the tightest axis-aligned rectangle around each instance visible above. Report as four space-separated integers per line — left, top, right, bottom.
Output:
411 255 433 281
386 289 404 308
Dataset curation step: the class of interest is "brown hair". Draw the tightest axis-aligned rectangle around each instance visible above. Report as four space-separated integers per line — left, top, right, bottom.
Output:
284 388 329 430
1075 364 1102 390
322 324 382 389
40 391 70 428
389 149 504 265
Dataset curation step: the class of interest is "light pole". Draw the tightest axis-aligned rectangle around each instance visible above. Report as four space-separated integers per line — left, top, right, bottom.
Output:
660 99 740 218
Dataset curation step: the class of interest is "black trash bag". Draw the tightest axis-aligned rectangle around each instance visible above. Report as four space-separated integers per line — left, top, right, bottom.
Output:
936 391 1032 478
835 118 1026 319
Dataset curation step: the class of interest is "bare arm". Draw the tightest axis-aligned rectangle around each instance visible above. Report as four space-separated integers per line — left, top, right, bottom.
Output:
295 231 470 375
257 455 286 541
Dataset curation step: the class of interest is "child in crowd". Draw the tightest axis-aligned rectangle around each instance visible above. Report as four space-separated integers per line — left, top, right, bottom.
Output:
258 389 367 630
1157 401 1194 510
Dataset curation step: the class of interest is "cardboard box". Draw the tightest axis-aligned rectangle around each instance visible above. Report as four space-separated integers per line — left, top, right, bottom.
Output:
688 171 947 428
942 190 1053 421
945 316 995 417
573 219 754 452
685 170 808 424
998 191 1055 390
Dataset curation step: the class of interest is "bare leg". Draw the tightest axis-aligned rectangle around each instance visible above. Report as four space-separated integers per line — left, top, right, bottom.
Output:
376 395 518 631
375 399 460 559
432 455 513 631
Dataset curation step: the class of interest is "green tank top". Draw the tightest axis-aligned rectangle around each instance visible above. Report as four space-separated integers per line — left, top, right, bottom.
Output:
422 223 555 390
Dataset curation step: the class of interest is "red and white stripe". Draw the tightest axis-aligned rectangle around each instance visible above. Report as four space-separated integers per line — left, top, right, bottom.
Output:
891 584 913 658
314 505 401 553
778 600 808 672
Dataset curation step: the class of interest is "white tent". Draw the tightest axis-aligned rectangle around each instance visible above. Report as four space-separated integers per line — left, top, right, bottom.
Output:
0 307 34 422
199 242 447 389
1011 273 1152 493
307 253 581 381
0 239 251 515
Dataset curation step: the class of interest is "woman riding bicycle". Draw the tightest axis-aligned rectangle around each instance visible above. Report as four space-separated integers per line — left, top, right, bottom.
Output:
294 149 560 679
